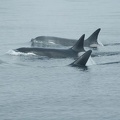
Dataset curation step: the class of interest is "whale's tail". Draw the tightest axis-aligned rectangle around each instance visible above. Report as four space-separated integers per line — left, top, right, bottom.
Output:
84 28 101 47
70 50 92 67
71 34 85 52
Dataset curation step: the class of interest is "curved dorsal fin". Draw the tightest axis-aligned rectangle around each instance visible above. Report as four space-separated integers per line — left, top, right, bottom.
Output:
71 34 85 52
70 50 92 67
84 28 101 46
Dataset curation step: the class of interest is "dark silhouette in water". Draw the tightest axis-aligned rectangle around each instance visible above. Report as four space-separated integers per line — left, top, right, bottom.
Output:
31 28 102 48
70 50 92 67
15 35 85 58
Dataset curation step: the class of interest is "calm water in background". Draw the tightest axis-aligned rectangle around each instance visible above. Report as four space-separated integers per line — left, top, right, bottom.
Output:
0 0 120 120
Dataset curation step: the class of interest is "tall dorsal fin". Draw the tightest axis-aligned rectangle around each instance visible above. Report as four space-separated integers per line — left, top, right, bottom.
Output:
71 34 85 52
70 50 92 67
84 28 101 46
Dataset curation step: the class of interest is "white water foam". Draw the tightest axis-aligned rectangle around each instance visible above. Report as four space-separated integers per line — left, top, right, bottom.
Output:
98 40 104 46
6 50 36 56
48 40 56 45
89 40 104 48
90 42 104 48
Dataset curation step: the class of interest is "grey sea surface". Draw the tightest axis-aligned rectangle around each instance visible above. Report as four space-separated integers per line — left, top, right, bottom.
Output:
0 0 120 120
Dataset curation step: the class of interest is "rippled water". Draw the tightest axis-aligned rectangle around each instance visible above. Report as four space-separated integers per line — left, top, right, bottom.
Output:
0 0 120 120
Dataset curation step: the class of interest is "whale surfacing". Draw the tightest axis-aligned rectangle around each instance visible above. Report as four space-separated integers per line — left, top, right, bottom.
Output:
70 50 92 67
15 34 85 58
31 28 102 48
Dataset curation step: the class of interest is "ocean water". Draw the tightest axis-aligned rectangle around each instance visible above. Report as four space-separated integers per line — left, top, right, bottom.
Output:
0 0 120 120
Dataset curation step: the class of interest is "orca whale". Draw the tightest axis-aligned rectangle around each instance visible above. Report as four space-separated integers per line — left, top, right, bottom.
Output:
15 34 85 58
31 28 102 48
70 50 120 67
70 50 92 67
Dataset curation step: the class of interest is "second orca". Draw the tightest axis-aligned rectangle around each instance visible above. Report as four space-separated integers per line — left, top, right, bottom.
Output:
31 28 102 48
15 35 85 58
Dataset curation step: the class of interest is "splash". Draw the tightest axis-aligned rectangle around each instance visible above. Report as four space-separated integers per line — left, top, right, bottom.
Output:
6 50 36 56
48 41 56 45
98 40 104 46
31 40 61 48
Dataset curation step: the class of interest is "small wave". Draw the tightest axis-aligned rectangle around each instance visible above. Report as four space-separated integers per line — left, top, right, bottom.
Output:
98 40 104 46
31 40 64 48
92 51 120 57
100 61 120 65
6 50 36 56
104 43 120 46
89 42 104 48
6 50 50 60
48 40 56 45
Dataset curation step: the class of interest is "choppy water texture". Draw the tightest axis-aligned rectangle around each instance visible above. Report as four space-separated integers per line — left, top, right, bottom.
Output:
0 0 120 120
